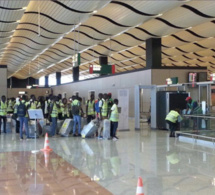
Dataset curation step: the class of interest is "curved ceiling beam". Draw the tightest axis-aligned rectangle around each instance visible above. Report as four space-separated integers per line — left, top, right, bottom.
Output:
135 27 159 37
155 18 185 29
111 1 158 16
25 12 75 26
98 44 118 52
93 14 131 28
110 39 131 47
51 47 72 55
124 32 145 41
118 53 130 58
3 53 28 60
81 25 113 36
19 22 62 34
4 49 33 57
125 50 139 57
16 28 57 39
0 6 24 11
182 5 215 18
171 34 190 43
7 46 35 54
73 30 104 41
46 50 67 58
42 54 59 61
50 0 92 14
13 36 49 45
138 45 146 51
175 47 189 53
55 43 78 52
88 49 103 56
10 41 43 50
63 37 90 46
193 43 208 49
0 20 18 23
185 29 207 38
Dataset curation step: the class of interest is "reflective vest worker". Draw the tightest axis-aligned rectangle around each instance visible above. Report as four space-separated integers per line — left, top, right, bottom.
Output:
61 98 69 119
0 96 8 134
110 99 119 140
86 94 95 123
165 109 182 137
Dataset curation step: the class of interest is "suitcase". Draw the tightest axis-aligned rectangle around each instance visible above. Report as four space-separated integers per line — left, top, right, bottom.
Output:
42 125 52 136
57 120 64 133
28 124 39 138
59 119 73 137
81 120 98 138
81 117 87 130
103 119 111 139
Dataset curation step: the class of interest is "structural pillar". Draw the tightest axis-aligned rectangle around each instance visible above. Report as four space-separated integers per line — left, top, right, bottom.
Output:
45 75 49 87
56 72 61 85
73 66 79 82
146 38 161 69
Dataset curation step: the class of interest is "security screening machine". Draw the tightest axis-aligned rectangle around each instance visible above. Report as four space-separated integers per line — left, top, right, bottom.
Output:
28 109 44 153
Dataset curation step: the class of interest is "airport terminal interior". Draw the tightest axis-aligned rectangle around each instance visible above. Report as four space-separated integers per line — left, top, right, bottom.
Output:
1 0 215 194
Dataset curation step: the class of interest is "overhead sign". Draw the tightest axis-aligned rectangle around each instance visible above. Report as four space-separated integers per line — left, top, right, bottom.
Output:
72 53 81 67
89 64 115 74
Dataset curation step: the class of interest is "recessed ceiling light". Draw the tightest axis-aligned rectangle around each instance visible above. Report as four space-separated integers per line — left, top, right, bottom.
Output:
93 10 97 14
22 7 27 10
16 20 20 23
186 27 192 29
156 13 163 17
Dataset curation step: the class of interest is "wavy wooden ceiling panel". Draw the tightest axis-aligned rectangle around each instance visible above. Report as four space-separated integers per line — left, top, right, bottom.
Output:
1 0 215 79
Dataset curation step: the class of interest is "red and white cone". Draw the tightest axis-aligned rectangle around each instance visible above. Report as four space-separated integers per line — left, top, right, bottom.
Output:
41 133 52 152
136 177 144 195
44 151 50 167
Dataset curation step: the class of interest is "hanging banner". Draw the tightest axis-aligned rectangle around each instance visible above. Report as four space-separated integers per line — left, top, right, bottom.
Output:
117 89 129 131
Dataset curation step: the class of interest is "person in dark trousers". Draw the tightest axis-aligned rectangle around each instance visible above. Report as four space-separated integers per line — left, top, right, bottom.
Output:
165 109 182 137
0 96 7 134
72 96 81 136
86 94 95 123
109 99 119 141
49 96 59 137
18 95 30 140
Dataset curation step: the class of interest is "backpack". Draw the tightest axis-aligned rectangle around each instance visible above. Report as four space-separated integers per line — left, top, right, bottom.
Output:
72 103 80 115
17 102 27 117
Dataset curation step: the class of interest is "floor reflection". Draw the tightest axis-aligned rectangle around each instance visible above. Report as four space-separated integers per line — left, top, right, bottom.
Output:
0 151 112 195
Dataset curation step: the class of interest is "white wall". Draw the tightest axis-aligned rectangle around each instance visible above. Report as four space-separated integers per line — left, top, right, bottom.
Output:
8 88 51 98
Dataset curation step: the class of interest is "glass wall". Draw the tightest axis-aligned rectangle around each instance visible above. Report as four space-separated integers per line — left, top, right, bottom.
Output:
49 73 56 86
39 76 45 86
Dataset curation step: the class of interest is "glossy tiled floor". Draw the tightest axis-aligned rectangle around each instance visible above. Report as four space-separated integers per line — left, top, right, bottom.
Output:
1 122 215 195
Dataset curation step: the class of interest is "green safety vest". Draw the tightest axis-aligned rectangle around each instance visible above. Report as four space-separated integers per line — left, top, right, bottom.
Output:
51 103 58 118
102 99 108 117
29 101 37 109
57 100 62 114
110 104 119 122
61 103 69 117
0 101 7 116
87 100 94 115
165 110 179 123
7 100 13 112
72 99 81 115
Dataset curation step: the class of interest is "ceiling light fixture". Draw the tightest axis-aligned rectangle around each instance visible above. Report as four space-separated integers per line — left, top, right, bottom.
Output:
47 64 55 69
156 13 163 17
37 69 44 73
16 20 21 23
61 67 72 72
22 7 27 10
93 10 97 14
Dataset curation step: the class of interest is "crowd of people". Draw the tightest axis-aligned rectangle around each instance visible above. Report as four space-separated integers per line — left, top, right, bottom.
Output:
0 93 119 141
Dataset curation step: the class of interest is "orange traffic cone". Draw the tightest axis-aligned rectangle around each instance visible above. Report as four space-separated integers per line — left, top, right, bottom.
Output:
41 133 52 152
136 177 144 195
44 151 50 167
